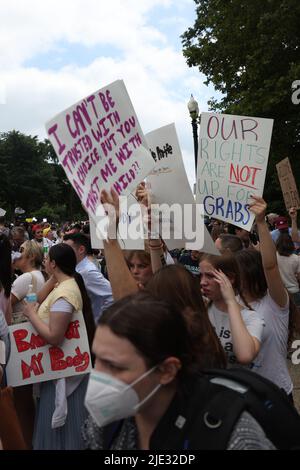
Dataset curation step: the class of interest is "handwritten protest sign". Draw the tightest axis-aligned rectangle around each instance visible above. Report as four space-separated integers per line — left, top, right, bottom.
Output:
145 123 219 254
89 193 145 250
196 113 273 231
6 312 91 387
276 157 300 210
45 80 155 227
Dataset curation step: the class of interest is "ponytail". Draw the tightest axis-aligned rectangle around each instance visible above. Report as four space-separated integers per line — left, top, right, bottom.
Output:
73 272 95 352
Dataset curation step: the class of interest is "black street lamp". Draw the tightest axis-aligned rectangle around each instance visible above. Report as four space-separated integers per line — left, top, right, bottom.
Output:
187 94 200 176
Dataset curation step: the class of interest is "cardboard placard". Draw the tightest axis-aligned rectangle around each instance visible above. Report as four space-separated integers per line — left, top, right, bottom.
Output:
276 157 300 210
45 80 155 229
146 123 219 254
5 312 91 387
196 113 273 231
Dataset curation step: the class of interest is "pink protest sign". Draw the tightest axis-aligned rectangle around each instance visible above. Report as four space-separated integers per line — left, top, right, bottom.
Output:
45 80 155 218
5 312 91 387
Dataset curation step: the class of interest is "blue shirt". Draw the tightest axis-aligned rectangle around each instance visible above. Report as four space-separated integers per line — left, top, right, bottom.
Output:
76 257 114 324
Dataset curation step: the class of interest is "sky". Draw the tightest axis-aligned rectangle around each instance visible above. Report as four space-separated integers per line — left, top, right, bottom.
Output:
0 0 218 189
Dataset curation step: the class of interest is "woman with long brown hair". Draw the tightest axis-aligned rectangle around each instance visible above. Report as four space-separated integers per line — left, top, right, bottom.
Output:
199 252 264 367
235 197 296 401
23 243 95 449
147 264 226 369
82 292 274 450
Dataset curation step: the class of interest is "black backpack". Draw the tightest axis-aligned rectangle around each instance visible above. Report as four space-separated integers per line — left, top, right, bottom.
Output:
103 368 300 450
192 368 300 450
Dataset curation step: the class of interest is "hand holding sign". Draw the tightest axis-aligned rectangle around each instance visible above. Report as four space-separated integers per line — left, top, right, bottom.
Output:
135 182 151 208
99 188 120 240
289 207 297 221
249 195 267 224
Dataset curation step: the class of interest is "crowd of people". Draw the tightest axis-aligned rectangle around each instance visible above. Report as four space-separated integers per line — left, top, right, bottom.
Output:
0 189 300 451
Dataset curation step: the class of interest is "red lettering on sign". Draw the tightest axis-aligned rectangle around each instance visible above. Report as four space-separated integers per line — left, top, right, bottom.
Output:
21 353 44 379
14 329 31 352
49 346 90 373
64 320 80 340
13 329 47 352
229 163 262 189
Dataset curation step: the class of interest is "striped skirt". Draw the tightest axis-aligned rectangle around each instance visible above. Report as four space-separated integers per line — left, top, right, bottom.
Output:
33 375 89 450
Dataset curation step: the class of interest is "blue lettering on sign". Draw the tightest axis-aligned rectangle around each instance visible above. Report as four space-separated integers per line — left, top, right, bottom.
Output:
203 196 250 225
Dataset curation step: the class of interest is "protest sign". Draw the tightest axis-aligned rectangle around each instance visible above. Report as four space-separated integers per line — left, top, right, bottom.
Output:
89 193 145 250
5 312 91 387
145 123 219 254
276 157 300 210
196 113 273 231
45 80 155 229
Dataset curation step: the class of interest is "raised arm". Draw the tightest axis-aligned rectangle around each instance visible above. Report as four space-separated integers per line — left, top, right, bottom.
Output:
101 189 138 300
135 182 166 274
249 196 288 308
289 207 300 243
213 269 261 364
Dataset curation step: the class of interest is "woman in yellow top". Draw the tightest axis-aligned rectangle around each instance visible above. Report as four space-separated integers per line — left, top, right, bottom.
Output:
24 243 95 450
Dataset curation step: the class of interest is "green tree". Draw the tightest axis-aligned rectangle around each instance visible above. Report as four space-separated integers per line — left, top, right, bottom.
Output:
0 131 85 221
182 0 300 213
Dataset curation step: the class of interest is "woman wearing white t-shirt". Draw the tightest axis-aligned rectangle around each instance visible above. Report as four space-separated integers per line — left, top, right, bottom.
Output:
199 253 264 368
10 239 46 448
11 240 46 325
235 196 294 401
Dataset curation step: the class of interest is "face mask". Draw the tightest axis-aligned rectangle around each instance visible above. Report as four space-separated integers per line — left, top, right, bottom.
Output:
84 366 161 427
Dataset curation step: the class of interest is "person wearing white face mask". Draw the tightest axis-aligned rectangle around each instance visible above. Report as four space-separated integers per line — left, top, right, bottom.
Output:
83 292 275 450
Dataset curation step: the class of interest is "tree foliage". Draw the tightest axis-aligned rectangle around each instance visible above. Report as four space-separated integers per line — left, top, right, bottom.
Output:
0 131 85 221
182 0 300 213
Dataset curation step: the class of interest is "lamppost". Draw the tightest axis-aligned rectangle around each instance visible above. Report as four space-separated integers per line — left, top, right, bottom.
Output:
187 94 200 175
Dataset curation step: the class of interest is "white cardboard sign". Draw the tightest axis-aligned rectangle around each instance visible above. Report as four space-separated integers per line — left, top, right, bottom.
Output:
145 123 219 254
45 80 155 224
196 113 273 231
89 193 145 250
5 312 91 387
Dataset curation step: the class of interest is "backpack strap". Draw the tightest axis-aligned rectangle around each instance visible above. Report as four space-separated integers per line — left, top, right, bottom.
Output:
191 387 246 450
150 374 247 450
30 272 38 294
102 420 124 450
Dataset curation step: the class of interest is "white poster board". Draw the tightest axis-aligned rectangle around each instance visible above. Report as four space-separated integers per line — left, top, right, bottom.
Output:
6 312 91 387
45 80 155 226
89 193 145 250
196 113 273 231
146 123 219 254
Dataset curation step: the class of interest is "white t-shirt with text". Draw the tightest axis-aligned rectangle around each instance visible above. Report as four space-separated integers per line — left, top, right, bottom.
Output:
208 304 264 368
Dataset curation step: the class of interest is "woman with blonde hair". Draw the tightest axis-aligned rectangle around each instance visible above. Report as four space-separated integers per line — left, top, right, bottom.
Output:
11 240 46 325
9 240 46 448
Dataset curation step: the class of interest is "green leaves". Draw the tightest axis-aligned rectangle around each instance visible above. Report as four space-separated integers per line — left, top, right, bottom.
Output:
182 0 300 214
0 131 85 221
